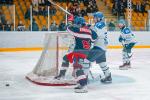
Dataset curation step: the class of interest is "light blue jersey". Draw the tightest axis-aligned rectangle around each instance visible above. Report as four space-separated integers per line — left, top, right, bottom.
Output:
91 21 108 51
119 27 136 44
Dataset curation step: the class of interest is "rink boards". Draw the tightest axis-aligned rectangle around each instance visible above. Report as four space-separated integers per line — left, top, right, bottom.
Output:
0 31 150 52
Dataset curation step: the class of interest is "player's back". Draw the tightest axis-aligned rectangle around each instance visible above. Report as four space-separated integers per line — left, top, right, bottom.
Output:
91 21 108 51
67 25 93 52
92 21 107 39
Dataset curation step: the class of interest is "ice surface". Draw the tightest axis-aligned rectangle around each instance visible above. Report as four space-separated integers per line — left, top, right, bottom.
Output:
0 49 150 100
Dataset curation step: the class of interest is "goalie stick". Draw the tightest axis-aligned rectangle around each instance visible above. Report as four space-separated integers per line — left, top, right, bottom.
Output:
49 0 72 15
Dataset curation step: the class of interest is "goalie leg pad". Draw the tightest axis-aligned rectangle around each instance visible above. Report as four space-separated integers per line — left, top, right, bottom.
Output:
55 55 69 79
76 69 87 86
79 59 91 76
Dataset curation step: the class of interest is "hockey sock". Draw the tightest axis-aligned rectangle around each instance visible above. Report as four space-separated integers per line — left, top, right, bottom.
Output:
98 62 110 77
59 70 67 77
76 69 87 86
59 61 69 76
123 51 130 64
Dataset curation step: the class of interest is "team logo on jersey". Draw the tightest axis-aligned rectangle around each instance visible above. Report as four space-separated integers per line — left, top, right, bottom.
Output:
82 40 91 49
125 29 130 34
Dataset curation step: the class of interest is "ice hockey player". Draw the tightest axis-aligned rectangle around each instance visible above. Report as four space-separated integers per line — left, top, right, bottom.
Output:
118 19 136 70
55 16 97 93
85 12 112 83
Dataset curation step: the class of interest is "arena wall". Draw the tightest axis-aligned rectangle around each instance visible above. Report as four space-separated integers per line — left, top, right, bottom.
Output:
0 31 150 52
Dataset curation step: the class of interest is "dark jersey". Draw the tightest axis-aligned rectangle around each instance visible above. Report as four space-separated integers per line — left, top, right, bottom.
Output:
67 25 97 51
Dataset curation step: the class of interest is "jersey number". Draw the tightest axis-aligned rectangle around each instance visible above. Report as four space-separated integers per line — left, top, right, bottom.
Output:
82 40 90 49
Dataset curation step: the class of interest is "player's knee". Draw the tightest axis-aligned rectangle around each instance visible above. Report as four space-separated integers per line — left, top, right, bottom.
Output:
76 69 85 77
87 57 95 62
73 63 83 69
98 62 106 67
96 58 106 64
123 48 131 53
62 61 69 67
126 49 131 53
96 52 106 64
123 48 127 52
79 59 90 68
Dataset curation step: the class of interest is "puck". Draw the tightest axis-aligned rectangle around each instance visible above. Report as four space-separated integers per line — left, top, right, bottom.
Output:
5 83 10 86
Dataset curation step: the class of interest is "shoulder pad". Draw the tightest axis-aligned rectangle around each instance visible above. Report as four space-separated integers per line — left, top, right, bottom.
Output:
122 27 131 34
95 22 105 29
68 25 80 33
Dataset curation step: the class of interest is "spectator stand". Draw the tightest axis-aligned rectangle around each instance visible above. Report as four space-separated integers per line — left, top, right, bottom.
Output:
104 0 150 31
1 0 149 31
0 4 15 31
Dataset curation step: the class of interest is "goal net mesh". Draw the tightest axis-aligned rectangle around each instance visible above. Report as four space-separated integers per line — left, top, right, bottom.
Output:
26 33 76 86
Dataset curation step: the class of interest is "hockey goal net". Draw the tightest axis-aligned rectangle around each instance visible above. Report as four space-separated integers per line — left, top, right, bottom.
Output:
26 32 76 86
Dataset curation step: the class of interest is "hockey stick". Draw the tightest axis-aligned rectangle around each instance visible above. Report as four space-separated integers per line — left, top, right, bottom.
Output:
89 70 94 80
49 0 72 15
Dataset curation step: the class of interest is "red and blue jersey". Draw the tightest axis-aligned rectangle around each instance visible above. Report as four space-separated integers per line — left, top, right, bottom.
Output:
67 25 97 51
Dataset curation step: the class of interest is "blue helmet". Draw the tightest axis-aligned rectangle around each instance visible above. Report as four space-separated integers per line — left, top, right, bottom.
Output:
93 12 104 19
118 19 126 25
74 17 86 25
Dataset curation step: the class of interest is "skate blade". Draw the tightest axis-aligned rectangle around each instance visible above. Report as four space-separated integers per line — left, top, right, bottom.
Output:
101 81 112 84
128 66 131 68
74 89 88 93
119 67 128 70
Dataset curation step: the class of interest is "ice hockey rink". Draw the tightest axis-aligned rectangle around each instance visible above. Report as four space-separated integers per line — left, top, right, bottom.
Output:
0 49 150 100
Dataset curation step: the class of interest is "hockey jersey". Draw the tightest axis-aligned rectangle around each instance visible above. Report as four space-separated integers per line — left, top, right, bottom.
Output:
67 25 97 51
119 27 136 44
91 21 108 51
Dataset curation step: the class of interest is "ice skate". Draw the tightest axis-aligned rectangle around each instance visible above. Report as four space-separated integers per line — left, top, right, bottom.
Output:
74 84 88 93
119 63 129 70
101 73 112 84
127 62 131 68
54 75 65 80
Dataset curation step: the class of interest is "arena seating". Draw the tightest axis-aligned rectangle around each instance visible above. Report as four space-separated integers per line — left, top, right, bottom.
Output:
0 0 150 31
104 0 150 31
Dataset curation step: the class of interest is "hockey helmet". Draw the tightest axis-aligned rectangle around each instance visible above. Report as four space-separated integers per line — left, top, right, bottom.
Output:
93 12 104 20
118 19 126 28
118 19 126 25
74 17 86 26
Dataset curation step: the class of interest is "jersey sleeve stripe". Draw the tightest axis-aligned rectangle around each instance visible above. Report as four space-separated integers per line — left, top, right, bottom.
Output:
67 27 94 41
